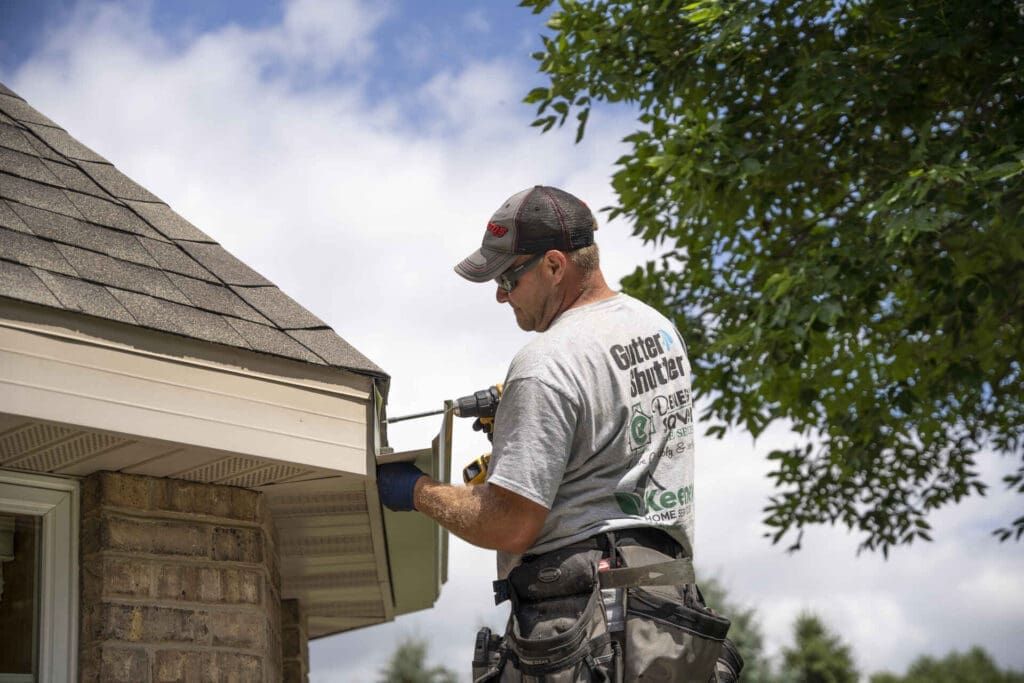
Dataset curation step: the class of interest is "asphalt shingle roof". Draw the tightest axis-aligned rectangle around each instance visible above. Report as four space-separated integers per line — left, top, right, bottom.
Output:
0 84 385 378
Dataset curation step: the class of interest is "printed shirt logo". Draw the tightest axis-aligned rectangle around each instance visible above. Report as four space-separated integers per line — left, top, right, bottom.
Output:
628 402 655 452
487 222 508 237
611 327 694 528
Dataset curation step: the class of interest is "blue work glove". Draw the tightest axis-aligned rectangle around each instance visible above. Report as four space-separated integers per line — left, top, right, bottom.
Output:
377 462 427 512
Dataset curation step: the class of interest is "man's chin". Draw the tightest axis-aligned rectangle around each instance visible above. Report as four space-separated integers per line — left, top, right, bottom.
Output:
512 310 534 332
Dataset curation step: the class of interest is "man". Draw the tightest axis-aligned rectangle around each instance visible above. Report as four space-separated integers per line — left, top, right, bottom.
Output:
378 186 710 679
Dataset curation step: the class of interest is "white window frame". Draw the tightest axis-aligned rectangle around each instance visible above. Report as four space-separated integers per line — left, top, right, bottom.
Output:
0 471 78 683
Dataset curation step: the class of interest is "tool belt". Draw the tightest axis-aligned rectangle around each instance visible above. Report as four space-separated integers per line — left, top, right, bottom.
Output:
473 528 744 683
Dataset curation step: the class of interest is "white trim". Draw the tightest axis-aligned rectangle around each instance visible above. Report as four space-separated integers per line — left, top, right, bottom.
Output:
0 323 369 474
0 315 372 400
0 471 78 683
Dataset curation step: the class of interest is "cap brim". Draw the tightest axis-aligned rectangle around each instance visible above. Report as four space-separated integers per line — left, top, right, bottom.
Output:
454 246 517 283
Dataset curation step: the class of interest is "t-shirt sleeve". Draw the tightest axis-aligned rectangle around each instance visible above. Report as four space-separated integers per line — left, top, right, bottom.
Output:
487 376 578 509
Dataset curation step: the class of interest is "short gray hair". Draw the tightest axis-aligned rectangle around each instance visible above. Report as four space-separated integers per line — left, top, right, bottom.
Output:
568 244 600 276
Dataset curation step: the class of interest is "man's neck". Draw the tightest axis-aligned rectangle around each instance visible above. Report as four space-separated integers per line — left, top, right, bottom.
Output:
556 271 618 319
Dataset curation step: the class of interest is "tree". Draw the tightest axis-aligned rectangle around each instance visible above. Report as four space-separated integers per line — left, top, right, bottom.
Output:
777 612 858 683
870 646 1024 683
523 0 1024 554
377 637 458 683
699 577 777 683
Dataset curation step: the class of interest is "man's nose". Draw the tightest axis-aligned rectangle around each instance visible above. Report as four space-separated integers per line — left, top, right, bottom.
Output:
496 285 509 303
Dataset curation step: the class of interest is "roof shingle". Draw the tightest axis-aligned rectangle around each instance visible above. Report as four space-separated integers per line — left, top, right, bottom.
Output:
0 200 29 232
0 227 78 276
178 242 272 286
287 328 384 375
138 237 218 282
233 285 326 329
78 161 161 202
126 200 212 242
166 272 271 324
53 243 191 305
41 159 107 196
33 268 137 324
0 122 38 155
66 191 165 240
22 121 107 163
109 288 252 348
0 259 61 307
1 173 84 218
225 318 324 364
0 93 59 127
10 203 160 267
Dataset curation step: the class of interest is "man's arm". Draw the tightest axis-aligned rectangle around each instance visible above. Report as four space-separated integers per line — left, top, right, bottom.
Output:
413 478 548 554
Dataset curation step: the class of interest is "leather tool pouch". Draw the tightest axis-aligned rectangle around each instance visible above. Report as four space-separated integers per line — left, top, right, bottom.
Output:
615 546 740 683
473 541 744 683
473 548 619 682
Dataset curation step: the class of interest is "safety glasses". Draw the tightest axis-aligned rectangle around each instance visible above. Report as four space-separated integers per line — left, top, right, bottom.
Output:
496 253 544 292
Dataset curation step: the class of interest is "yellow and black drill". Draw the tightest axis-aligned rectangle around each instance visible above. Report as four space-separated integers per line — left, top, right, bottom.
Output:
454 384 502 485
386 383 503 485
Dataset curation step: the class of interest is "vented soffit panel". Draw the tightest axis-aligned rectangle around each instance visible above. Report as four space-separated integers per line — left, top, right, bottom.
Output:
0 413 397 637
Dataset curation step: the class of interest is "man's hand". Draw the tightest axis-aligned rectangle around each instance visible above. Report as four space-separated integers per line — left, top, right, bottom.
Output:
377 462 427 511
472 417 494 442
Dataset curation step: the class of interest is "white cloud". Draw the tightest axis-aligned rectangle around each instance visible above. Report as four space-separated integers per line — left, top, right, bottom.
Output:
463 9 491 34
6 1 1023 680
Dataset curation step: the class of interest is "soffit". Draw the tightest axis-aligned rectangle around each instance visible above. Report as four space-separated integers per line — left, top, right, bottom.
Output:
0 412 394 637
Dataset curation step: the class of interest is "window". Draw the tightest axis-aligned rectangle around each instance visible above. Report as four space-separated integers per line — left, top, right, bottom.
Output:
0 472 78 683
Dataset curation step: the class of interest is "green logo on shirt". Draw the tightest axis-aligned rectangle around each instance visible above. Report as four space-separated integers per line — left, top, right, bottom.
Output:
628 403 654 452
615 491 645 515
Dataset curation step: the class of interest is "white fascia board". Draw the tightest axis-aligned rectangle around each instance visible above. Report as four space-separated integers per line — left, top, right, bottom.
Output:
0 319 371 476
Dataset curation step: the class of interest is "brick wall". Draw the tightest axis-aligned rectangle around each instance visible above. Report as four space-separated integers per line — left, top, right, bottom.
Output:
281 599 309 683
79 471 283 682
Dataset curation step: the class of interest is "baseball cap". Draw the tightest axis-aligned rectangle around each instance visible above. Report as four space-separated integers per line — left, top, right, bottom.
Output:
454 185 597 283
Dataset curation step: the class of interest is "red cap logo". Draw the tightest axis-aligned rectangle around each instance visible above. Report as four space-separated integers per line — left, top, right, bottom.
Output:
487 222 508 238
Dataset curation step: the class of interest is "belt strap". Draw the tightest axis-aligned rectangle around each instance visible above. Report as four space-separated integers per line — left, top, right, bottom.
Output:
598 556 695 589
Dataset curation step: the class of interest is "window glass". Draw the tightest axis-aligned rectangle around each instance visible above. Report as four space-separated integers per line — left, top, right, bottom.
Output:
0 514 39 678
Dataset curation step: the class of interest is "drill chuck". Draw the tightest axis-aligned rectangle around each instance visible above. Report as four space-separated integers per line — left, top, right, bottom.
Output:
453 385 502 419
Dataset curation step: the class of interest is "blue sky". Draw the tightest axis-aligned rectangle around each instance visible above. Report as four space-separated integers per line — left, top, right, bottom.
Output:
2 2 1022 681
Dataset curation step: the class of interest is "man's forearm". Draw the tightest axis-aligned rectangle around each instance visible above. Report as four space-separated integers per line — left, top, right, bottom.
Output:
413 478 545 554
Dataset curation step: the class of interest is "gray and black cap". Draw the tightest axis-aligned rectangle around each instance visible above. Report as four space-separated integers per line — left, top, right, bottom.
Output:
454 185 598 283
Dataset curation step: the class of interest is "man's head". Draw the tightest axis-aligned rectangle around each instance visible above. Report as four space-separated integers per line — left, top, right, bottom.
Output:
455 186 607 332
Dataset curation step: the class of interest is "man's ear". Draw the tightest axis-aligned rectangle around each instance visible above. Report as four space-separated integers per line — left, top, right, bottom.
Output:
544 249 569 282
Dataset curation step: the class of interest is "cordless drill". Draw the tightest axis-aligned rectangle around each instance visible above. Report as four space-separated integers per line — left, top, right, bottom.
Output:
454 384 502 484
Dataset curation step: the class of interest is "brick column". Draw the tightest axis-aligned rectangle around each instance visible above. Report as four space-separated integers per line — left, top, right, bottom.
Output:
79 471 282 682
281 599 309 683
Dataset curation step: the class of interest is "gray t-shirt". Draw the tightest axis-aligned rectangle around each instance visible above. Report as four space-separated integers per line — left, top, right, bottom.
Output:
489 293 696 578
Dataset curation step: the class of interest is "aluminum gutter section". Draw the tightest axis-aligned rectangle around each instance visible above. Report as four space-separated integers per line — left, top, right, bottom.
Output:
378 405 453 616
